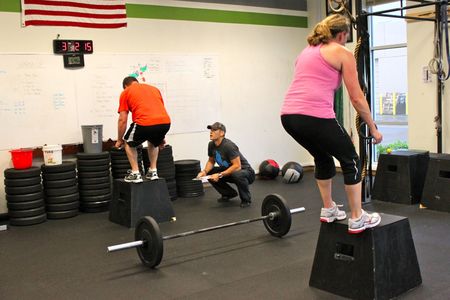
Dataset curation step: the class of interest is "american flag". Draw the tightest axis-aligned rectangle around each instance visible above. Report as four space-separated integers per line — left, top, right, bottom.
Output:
21 0 127 28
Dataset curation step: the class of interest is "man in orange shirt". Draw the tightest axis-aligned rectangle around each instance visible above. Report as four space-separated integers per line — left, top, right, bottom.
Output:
115 76 171 183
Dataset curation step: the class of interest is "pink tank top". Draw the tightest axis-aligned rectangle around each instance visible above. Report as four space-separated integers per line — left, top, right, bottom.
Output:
281 45 342 119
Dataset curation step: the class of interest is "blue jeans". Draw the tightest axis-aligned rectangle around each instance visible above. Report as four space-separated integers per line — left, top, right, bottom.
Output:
207 167 255 202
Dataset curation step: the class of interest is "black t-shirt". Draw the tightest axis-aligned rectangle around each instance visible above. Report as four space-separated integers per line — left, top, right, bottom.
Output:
208 138 251 170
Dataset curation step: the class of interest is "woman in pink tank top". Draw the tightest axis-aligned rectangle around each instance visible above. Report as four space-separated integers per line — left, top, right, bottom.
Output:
280 14 383 234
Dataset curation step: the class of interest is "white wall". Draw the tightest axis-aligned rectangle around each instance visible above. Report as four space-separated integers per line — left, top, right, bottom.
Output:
0 4 316 213
407 20 450 153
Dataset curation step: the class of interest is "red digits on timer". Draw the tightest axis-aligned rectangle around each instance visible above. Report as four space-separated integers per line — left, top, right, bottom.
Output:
84 42 92 53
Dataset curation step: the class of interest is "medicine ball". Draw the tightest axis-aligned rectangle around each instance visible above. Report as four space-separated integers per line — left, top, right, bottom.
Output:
259 159 280 179
283 169 301 184
281 161 304 183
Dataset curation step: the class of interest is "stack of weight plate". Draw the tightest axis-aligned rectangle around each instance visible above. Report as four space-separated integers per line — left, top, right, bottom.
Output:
76 152 111 213
174 159 204 198
42 161 79 219
142 145 177 200
4 167 46 226
110 146 144 180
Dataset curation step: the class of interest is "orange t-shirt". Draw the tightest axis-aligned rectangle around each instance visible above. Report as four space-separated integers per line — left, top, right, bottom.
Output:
118 83 171 126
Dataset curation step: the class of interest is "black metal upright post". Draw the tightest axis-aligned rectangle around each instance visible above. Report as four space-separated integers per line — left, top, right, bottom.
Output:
355 0 372 203
435 2 443 153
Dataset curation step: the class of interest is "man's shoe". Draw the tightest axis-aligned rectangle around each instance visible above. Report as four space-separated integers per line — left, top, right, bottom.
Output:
217 192 238 203
240 201 251 208
217 195 235 203
124 172 143 183
145 169 159 180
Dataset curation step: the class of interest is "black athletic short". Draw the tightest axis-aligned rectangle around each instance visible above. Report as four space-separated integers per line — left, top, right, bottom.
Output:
124 123 170 147
281 114 361 185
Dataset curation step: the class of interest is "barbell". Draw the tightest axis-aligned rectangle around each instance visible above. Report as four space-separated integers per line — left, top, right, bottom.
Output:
107 194 305 268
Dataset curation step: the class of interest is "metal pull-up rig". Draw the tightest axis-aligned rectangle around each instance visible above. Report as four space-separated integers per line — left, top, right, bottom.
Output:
328 0 449 202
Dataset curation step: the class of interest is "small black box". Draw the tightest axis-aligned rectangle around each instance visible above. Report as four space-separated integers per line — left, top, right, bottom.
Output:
309 213 422 299
372 150 429 204
109 179 175 227
421 153 450 212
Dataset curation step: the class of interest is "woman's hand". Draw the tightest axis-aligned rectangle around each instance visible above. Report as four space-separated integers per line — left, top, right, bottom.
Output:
370 127 383 144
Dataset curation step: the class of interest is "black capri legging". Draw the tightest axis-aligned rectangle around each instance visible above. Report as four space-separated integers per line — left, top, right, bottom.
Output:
281 114 361 185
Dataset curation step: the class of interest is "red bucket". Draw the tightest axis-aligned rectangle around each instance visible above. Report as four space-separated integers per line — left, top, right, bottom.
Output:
10 148 33 170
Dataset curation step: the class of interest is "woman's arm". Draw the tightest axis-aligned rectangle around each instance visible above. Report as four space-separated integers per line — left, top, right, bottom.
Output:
341 48 383 144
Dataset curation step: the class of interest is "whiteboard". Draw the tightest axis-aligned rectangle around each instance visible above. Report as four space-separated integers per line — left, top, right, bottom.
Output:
0 53 220 150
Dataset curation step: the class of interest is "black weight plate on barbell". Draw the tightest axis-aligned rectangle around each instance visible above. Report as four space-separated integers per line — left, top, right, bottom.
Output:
135 216 163 268
261 194 292 237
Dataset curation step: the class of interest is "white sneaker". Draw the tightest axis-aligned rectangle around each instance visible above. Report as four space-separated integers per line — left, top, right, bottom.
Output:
145 169 159 180
124 172 143 183
348 210 381 234
320 202 347 223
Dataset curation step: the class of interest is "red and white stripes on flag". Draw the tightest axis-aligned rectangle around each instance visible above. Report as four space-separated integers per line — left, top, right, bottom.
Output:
21 0 127 28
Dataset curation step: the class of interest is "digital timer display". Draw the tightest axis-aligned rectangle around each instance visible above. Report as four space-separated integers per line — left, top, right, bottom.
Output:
63 54 85 68
53 40 93 54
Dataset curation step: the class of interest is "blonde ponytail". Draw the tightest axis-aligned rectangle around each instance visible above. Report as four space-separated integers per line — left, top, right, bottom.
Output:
307 14 350 46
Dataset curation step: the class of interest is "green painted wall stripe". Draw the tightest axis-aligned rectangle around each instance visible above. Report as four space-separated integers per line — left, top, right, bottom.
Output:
0 1 308 28
126 4 307 28
0 0 20 12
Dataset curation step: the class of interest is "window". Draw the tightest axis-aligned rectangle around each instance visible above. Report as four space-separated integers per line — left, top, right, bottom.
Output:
369 1 409 161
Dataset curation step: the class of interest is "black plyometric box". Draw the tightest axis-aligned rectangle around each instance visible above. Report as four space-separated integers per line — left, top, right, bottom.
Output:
421 153 450 212
109 179 175 227
372 150 429 204
309 213 422 299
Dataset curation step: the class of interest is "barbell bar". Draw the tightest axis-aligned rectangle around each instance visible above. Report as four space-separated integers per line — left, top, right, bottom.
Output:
107 194 305 268
107 206 305 252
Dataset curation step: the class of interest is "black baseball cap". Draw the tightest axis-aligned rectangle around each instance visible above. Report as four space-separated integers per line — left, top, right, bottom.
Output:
207 122 226 133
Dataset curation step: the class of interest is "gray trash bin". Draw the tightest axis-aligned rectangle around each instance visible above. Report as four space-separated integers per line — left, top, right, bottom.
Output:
81 125 103 153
